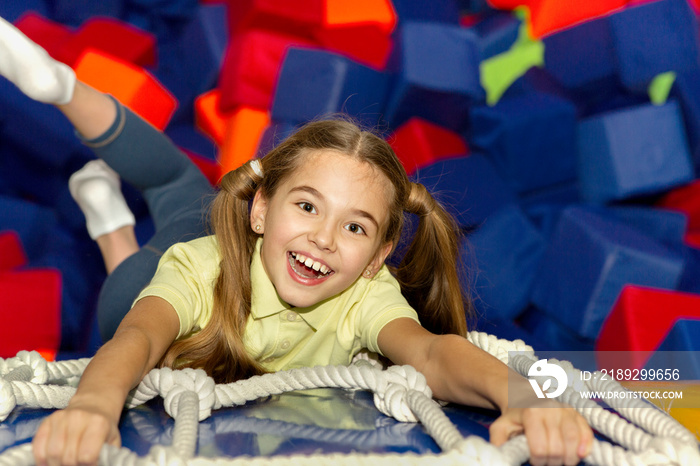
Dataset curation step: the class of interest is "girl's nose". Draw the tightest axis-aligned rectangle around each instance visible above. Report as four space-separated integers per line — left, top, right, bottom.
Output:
309 223 336 251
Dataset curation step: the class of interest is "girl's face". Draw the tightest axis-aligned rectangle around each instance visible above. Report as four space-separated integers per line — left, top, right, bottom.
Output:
250 150 394 308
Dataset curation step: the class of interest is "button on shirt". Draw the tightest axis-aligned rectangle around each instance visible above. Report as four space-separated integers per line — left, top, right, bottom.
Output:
135 236 420 373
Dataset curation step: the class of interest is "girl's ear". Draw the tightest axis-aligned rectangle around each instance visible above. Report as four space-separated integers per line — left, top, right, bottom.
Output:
250 189 268 234
366 242 393 277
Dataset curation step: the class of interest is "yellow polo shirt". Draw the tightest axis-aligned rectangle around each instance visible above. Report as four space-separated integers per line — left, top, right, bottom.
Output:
135 236 419 371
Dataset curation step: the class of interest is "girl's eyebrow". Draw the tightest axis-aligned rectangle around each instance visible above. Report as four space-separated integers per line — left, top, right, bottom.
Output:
289 185 380 230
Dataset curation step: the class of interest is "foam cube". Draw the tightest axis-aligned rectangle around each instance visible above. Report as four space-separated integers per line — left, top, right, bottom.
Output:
517 306 596 352
469 91 577 194
577 101 694 204
413 154 517 229
58 17 156 68
384 21 484 132
391 0 461 24
195 89 229 146
217 29 316 111
609 0 700 93
0 269 62 358
74 50 177 130
49 0 124 27
226 0 323 38
466 205 546 319
14 12 73 62
529 0 626 39
271 47 390 126
597 286 700 369
219 106 270 177
669 69 700 174
388 117 468 175
311 0 396 69
543 15 617 96
0 231 27 271
531 206 685 340
0 1 49 23
645 319 700 380
0 196 58 261
606 206 687 247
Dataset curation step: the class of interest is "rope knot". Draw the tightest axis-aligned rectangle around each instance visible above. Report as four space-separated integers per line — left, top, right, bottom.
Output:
12 350 48 384
150 368 216 421
373 365 431 422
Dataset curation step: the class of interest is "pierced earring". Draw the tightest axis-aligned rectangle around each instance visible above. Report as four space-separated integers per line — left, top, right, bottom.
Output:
364 269 372 277
255 224 261 232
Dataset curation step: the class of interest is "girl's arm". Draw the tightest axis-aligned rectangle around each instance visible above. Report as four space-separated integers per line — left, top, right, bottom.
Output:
378 318 593 466
32 296 180 466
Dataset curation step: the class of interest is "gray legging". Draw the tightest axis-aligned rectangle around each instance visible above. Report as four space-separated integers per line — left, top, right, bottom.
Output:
83 98 215 341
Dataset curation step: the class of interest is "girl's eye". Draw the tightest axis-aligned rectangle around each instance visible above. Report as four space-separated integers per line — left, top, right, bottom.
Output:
345 223 365 235
298 202 316 214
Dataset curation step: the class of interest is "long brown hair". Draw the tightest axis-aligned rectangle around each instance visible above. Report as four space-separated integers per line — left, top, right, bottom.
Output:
160 118 472 383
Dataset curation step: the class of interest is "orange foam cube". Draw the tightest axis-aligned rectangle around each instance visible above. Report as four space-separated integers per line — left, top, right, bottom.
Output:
195 89 229 147
218 106 270 177
74 50 177 130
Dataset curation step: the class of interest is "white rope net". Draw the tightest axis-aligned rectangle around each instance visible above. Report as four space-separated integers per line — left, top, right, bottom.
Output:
0 331 697 465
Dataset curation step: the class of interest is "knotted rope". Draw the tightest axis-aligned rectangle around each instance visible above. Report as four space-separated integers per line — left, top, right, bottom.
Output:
0 331 697 465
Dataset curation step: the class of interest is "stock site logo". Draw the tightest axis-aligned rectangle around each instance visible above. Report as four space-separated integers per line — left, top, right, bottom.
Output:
528 359 568 399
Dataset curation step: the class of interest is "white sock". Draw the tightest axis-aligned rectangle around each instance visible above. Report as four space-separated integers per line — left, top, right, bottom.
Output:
69 160 136 240
0 16 75 104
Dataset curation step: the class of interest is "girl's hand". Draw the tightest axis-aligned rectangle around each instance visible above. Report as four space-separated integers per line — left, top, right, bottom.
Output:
489 399 593 466
32 401 121 466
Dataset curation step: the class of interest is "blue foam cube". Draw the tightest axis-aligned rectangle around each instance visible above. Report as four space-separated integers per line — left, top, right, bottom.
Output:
391 0 461 24
385 21 485 132
50 0 124 26
577 101 694 204
670 68 700 174
609 0 700 93
517 307 595 352
543 15 617 95
0 195 59 261
531 206 685 339
606 206 687 247
469 91 578 194
271 47 390 127
466 205 546 320
0 1 49 23
257 120 299 157
413 154 517 229
645 319 700 380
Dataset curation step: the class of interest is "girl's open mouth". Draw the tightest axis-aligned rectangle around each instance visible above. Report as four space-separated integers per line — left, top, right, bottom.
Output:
288 252 333 280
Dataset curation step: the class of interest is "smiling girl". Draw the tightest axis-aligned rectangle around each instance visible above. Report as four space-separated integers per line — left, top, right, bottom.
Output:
0 16 592 466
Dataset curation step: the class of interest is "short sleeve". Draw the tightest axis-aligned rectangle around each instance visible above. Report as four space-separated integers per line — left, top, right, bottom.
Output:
355 267 420 355
134 236 220 338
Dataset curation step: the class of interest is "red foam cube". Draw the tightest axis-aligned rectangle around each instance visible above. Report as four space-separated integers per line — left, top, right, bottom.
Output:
14 13 73 63
596 286 700 369
58 17 156 68
227 0 323 38
184 149 220 186
388 117 469 175
0 269 62 358
217 29 316 111
0 231 28 271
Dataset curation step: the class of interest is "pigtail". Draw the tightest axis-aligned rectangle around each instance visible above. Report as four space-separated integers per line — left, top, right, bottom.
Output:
159 160 268 383
396 182 470 336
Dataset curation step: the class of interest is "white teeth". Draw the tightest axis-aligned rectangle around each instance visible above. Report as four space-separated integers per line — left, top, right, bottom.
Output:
291 252 331 276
